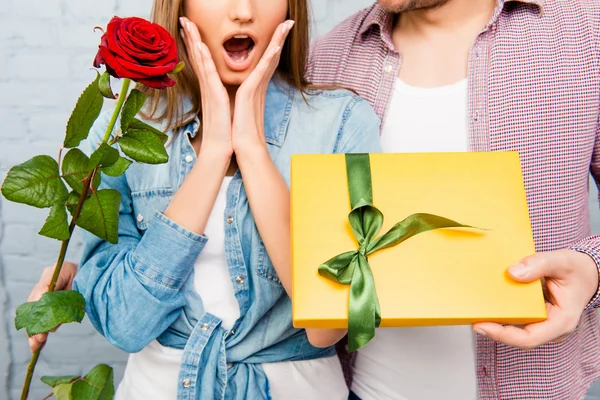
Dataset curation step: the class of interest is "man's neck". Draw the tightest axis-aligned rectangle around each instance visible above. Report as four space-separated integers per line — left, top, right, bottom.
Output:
389 0 497 87
393 0 497 35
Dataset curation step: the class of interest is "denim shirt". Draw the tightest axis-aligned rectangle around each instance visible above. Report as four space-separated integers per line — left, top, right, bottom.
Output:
73 78 381 400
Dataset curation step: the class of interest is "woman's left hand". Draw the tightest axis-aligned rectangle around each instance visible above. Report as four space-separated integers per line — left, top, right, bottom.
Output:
232 20 294 156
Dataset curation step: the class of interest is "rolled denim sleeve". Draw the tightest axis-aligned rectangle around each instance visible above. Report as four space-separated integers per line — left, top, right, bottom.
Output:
73 112 207 352
132 211 207 289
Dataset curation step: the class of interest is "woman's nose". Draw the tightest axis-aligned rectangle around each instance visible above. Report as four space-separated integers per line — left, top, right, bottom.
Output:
229 0 254 23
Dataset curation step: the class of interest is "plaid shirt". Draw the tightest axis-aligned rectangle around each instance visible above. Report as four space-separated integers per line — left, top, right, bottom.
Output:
307 1 600 399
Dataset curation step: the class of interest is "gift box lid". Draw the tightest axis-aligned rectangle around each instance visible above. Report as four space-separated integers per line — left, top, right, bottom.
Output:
291 152 547 329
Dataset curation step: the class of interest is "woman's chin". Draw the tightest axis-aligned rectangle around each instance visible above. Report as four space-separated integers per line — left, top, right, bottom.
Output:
219 70 252 88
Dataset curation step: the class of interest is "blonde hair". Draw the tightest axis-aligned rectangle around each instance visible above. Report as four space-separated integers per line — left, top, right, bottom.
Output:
139 0 311 132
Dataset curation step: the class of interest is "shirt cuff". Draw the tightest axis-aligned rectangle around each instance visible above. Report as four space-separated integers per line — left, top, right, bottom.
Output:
132 211 208 290
570 235 600 309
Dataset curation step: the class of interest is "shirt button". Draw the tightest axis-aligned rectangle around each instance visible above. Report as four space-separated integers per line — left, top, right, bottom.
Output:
235 276 244 284
200 323 209 331
182 379 191 388
136 214 144 223
384 64 394 73
185 154 193 163
226 216 234 224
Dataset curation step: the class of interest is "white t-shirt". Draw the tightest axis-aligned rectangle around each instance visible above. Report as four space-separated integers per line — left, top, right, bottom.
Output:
351 78 478 400
116 177 348 400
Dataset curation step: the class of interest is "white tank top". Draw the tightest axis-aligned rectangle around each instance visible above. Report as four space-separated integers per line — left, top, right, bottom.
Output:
351 78 478 400
116 177 348 400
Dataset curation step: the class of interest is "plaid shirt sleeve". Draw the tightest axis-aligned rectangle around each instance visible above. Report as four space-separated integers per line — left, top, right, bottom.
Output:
570 7 600 308
571 109 600 309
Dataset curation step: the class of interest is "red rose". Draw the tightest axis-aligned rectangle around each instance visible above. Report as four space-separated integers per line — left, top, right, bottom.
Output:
94 16 179 89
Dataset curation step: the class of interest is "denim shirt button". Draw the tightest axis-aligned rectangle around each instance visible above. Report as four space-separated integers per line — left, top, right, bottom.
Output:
235 276 244 284
136 214 144 223
200 323 209 331
226 216 234 224
185 154 193 163
182 379 191 388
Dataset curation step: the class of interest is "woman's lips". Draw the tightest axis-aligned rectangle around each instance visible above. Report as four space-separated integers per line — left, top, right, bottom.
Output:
223 35 255 72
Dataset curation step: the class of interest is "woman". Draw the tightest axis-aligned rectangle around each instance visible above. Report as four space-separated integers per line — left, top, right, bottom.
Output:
62 0 379 399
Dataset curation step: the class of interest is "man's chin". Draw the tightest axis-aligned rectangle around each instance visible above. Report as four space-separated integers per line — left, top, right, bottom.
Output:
377 0 450 13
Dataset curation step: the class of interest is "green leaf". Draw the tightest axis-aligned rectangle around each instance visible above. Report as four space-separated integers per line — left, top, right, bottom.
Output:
98 71 116 99
64 75 104 148
129 118 168 144
62 149 100 194
101 156 132 177
1 155 68 208
15 291 85 336
39 202 70 241
89 143 119 169
68 189 120 244
53 383 74 400
71 365 114 400
119 130 168 165
120 89 147 132
172 60 185 74
66 191 80 208
42 375 80 388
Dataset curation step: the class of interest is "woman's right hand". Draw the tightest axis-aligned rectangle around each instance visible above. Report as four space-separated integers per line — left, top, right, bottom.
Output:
180 17 232 157
27 261 79 352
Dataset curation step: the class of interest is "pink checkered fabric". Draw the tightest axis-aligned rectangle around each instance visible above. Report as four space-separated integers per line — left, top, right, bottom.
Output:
307 1 600 398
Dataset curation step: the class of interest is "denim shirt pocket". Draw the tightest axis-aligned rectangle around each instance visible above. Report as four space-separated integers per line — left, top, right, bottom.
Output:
130 188 175 231
255 241 283 287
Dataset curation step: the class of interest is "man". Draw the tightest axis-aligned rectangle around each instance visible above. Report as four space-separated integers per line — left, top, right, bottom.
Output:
30 0 600 398
306 0 600 398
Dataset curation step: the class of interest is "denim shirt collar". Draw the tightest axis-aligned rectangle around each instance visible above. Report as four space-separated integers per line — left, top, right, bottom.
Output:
183 77 294 147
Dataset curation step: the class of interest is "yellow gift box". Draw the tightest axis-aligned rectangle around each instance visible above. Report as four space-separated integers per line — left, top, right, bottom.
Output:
291 152 547 330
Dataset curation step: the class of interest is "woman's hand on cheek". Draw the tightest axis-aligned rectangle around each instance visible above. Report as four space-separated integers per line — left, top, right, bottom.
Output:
232 20 295 157
180 17 233 158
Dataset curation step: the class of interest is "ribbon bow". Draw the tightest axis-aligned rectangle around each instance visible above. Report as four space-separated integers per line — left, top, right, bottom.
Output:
318 154 473 352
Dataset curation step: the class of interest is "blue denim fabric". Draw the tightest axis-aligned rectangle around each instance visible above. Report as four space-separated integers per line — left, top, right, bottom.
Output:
73 77 382 399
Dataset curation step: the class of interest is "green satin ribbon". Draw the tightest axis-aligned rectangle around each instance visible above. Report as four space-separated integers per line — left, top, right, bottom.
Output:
318 154 473 352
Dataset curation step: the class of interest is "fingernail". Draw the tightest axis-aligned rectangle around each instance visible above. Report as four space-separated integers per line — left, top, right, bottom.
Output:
510 262 527 278
287 20 295 30
180 29 185 39
473 328 487 337
179 17 185 27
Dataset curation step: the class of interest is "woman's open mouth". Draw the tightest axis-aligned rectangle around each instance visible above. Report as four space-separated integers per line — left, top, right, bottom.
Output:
223 35 256 71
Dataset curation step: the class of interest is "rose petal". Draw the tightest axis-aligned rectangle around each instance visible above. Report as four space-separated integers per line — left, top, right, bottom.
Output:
118 56 178 77
120 37 169 60
136 74 176 89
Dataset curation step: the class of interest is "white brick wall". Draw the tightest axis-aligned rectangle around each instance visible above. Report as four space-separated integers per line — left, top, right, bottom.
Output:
1 0 598 399
0 0 373 398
